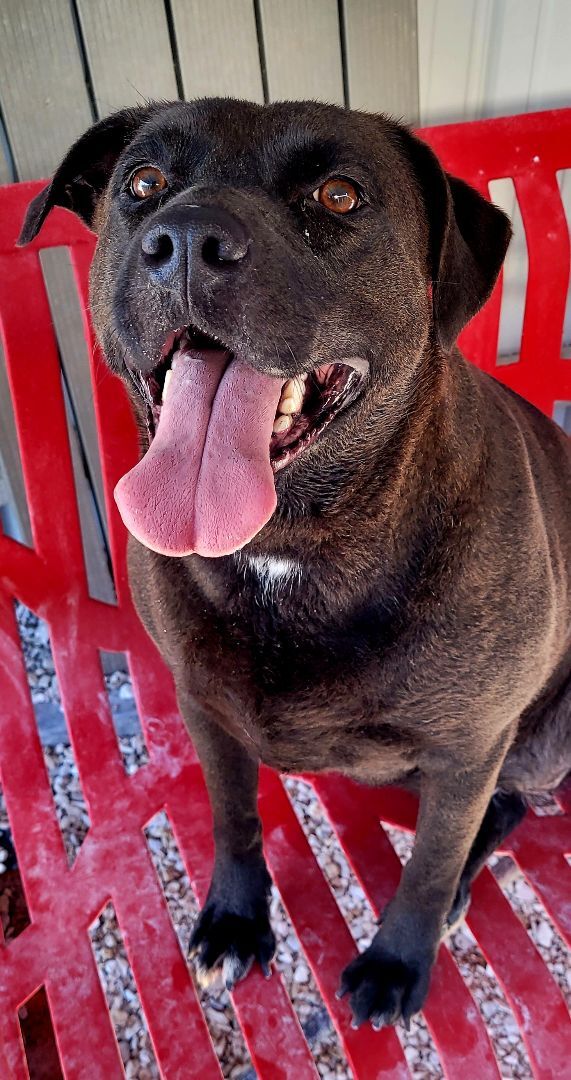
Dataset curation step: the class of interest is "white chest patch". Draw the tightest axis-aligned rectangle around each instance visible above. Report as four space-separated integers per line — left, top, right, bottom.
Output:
239 554 302 593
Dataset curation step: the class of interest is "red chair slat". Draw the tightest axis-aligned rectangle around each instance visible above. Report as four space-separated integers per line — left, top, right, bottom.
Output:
0 1009 29 1080
510 814 571 947
166 768 322 1080
312 775 502 1080
1 110 570 1078
45 937 128 1080
467 869 571 1079
259 770 410 1079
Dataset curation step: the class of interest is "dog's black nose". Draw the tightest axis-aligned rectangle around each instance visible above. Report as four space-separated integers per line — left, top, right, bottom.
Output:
141 204 249 284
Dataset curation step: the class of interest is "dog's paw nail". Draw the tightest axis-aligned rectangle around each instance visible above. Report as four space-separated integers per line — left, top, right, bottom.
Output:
261 961 272 979
350 1018 361 1030
222 951 249 991
372 1018 384 1031
194 964 221 990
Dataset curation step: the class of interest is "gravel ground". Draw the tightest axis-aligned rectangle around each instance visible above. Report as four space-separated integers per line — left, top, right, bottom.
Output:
1 605 569 1079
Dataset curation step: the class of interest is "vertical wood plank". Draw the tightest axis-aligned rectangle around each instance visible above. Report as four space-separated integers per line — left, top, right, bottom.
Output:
527 0 571 110
0 0 93 178
418 0 494 125
342 0 419 121
0 154 10 186
65 398 116 604
170 0 264 101
0 350 32 543
258 0 344 104
0 116 12 186
482 0 543 117
39 248 108 540
0 150 10 185
76 0 179 116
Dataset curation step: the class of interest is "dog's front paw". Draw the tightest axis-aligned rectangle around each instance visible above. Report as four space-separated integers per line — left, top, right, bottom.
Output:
339 943 432 1029
189 897 275 991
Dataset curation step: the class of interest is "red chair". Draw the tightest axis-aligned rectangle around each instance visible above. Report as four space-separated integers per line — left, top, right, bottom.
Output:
0 109 570 1079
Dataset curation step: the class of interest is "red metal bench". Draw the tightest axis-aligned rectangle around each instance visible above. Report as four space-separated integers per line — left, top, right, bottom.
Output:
0 109 570 1079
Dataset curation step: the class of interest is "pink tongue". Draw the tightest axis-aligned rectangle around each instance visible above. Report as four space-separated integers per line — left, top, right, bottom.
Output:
114 350 284 557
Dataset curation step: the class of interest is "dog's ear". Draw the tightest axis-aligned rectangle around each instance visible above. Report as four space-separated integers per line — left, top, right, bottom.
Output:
398 128 512 352
18 105 163 244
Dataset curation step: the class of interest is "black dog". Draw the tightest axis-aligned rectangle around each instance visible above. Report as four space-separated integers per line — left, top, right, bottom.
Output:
20 98 571 1029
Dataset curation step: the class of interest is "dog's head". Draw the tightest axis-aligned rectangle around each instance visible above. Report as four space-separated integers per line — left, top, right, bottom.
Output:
20 99 510 558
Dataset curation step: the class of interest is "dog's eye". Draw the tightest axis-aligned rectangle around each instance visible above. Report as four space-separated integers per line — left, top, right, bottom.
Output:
313 178 360 214
129 166 168 200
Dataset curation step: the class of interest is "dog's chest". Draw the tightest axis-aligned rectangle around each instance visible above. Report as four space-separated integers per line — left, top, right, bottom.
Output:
152 552 420 777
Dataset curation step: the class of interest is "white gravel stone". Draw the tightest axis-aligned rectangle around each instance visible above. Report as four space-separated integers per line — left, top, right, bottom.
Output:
535 920 554 948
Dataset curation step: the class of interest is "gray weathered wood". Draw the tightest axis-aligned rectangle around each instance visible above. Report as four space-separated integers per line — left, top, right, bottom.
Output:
0 152 10 187
258 0 344 103
0 453 9 506
0 0 93 178
64 395 116 604
0 348 32 544
76 0 179 116
0 120 12 186
39 248 108 540
171 0 264 101
342 0 419 121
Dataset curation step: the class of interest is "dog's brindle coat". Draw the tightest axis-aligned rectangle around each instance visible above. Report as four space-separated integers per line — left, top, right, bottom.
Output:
21 99 571 1028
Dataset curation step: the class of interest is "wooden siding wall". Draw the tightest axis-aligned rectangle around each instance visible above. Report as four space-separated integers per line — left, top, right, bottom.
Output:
0 0 569 580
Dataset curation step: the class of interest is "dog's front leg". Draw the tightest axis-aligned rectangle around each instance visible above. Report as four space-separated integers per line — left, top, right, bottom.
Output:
179 699 275 990
340 732 513 1028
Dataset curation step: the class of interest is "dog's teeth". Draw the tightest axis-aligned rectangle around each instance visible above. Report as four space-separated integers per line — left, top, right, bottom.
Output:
278 396 298 415
162 368 172 402
279 378 304 415
273 414 292 434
